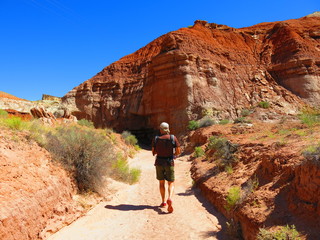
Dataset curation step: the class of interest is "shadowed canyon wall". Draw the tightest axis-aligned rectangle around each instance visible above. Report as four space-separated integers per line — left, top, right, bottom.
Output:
62 15 320 135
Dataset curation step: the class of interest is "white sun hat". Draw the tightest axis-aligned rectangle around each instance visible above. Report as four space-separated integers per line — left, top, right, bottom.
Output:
160 122 170 133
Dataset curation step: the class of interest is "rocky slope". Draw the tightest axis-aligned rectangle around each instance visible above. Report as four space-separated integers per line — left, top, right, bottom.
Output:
188 121 320 239
0 128 81 240
62 14 319 135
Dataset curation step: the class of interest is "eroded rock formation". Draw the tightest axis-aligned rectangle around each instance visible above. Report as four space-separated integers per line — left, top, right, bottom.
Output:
0 129 80 240
62 15 319 135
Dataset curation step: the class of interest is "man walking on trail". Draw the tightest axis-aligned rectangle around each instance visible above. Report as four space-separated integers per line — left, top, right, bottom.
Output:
152 122 181 213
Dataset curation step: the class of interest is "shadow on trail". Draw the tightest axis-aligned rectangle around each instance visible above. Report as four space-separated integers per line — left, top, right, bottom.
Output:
177 187 229 240
104 204 167 215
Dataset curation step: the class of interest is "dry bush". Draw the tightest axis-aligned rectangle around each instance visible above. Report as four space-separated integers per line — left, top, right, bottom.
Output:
45 125 117 192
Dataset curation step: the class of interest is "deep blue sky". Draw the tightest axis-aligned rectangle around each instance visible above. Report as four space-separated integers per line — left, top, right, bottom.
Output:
0 0 318 101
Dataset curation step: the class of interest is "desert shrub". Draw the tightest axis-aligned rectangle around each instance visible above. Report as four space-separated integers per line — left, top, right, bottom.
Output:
112 153 141 184
207 136 238 167
45 125 117 192
194 146 205 157
257 225 301 240
258 101 270 109
26 119 49 146
225 165 233 174
219 119 229 125
109 133 118 144
188 120 199 130
302 144 320 166
3 117 24 130
121 131 138 146
225 186 241 211
241 176 259 202
0 109 8 118
298 107 320 127
234 117 252 124
241 108 251 117
226 219 243 240
77 119 94 128
198 116 215 128
299 106 320 127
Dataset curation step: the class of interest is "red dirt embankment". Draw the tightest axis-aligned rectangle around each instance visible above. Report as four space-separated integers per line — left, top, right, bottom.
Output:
0 128 82 240
188 121 320 240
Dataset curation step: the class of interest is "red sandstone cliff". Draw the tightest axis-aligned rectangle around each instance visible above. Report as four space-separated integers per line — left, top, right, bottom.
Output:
62 15 319 135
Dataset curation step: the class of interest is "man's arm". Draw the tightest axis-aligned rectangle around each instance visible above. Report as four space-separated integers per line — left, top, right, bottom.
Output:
173 136 181 157
152 147 156 156
175 146 181 156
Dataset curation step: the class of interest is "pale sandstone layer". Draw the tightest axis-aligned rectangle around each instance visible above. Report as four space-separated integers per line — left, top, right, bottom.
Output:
63 16 320 135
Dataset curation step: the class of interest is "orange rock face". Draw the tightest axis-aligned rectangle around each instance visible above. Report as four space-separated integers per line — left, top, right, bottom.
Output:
63 16 320 135
188 122 320 239
0 129 79 240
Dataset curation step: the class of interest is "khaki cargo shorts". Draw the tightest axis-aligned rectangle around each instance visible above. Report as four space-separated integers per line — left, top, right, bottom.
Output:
155 165 175 182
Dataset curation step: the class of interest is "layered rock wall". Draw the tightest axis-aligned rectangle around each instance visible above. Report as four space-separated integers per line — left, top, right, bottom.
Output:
63 16 320 135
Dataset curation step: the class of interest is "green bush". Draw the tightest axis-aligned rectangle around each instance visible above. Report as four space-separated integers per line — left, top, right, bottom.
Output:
225 165 233 174
225 186 241 211
26 120 49 147
219 119 229 125
207 136 238 167
258 101 270 109
0 109 8 118
188 120 199 130
121 131 138 146
4 117 24 130
77 119 95 128
194 147 205 157
302 144 320 166
112 153 141 184
241 108 251 117
298 107 320 127
234 117 252 124
299 113 320 127
45 125 117 192
257 225 301 240
226 219 243 239
198 116 215 128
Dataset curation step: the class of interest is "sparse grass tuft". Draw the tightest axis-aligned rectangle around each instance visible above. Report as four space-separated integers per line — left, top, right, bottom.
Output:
121 131 138 146
207 136 238 167
302 143 320 166
226 219 243 239
225 186 241 211
219 119 230 125
112 153 141 184
258 101 270 109
188 120 199 130
234 117 251 124
241 108 251 117
77 119 95 128
225 165 233 175
194 146 205 157
257 225 301 240
198 116 215 128
0 109 8 118
298 106 320 127
3 117 24 130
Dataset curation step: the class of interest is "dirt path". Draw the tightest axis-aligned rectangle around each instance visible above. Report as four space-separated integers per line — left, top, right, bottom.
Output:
48 149 227 240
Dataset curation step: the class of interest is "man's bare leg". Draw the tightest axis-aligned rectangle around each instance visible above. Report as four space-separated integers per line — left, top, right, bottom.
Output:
167 181 174 213
159 180 166 204
167 181 174 200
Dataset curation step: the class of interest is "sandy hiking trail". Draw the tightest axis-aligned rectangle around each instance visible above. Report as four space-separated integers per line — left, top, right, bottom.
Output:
48 149 227 240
